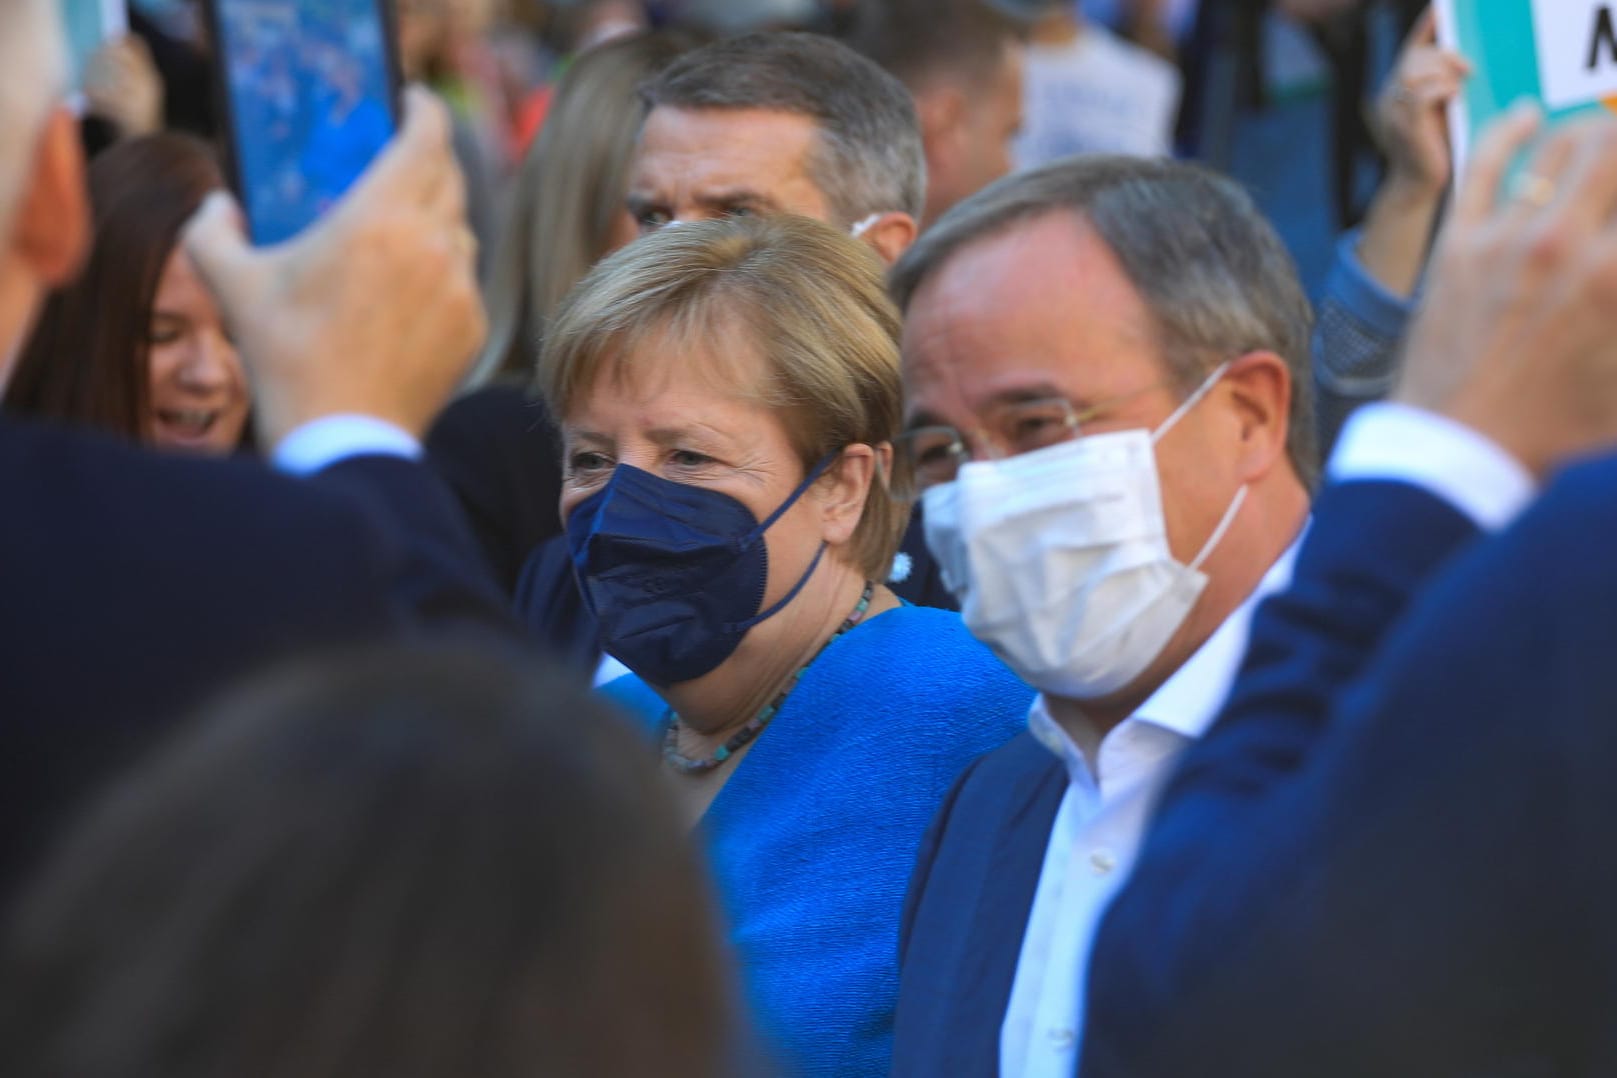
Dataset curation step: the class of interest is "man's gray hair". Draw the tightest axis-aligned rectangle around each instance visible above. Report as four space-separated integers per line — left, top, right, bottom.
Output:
0 0 68 238
641 31 926 225
891 155 1319 486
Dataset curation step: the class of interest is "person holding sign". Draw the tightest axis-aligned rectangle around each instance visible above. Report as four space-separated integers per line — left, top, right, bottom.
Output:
1083 105 1617 1076
1438 0 1617 167
1313 8 1470 449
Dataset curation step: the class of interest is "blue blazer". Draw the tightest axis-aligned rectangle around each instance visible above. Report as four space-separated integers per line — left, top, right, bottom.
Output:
890 731 1065 1076
1079 461 1617 1075
0 417 512 896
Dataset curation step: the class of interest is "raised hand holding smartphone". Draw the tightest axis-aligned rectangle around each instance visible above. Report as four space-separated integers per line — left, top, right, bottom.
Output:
203 0 402 244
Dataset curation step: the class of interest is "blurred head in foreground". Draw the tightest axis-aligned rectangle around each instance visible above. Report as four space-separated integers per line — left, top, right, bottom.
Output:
0 646 745 1078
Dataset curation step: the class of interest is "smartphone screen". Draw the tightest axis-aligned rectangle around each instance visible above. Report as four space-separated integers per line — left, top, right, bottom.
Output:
205 0 400 245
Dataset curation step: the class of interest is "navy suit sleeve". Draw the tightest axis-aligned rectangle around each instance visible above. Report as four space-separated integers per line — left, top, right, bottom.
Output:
312 453 512 632
0 423 517 895
1081 469 1617 1076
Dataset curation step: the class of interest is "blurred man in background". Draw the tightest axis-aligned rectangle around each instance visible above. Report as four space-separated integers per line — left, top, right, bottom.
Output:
852 0 1027 228
1009 0 1181 164
628 30 925 263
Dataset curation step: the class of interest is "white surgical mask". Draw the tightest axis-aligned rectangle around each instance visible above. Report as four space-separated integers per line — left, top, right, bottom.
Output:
922 363 1245 699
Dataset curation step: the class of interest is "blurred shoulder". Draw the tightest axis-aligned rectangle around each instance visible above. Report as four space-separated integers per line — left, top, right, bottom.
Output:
0 417 359 536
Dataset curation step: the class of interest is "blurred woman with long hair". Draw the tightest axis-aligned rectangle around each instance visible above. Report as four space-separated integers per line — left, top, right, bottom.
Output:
4 133 247 455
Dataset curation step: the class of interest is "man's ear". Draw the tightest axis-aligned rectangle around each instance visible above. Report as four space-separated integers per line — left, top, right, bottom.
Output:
1221 350 1293 484
857 212 918 265
914 83 965 157
13 106 91 288
818 444 878 547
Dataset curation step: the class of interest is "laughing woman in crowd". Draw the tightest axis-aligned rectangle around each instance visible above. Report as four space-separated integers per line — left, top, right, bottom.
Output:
538 214 1032 1076
3 133 248 454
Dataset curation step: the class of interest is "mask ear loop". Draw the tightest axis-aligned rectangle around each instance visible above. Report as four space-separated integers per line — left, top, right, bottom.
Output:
1145 360 1245 572
1150 360 1232 446
725 542 829 633
1188 484 1247 573
723 450 844 632
743 451 841 546
850 213 882 239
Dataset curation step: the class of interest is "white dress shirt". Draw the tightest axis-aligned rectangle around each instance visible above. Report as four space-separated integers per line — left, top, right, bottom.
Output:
999 537 1300 1078
998 401 1536 1078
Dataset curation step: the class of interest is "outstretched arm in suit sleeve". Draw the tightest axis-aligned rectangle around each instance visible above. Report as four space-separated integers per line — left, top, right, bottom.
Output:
312 454 514 634
1083 456 1617 1076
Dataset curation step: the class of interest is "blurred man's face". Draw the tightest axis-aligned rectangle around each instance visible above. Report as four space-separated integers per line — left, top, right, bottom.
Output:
0 108 90 391
626 106 836 234
923 39 1025 226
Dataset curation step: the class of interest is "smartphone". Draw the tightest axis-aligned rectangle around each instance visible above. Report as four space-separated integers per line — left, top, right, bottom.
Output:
202 0 403 245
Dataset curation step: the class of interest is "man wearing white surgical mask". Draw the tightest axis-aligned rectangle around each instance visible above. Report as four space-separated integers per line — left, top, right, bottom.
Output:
886 155 1315 1076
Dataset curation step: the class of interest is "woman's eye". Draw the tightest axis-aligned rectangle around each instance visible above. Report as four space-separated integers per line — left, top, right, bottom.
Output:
568 451 612 474
148 327 181 346
636 210 672 233
670 449 712 469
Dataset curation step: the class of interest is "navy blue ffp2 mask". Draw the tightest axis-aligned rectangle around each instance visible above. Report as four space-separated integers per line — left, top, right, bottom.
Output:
566 454 838 686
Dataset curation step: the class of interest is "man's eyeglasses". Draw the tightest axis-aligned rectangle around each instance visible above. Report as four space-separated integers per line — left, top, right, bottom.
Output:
888 383 1168 503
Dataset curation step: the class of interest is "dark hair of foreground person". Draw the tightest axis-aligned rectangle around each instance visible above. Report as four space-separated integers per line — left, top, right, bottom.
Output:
0 645 749 1078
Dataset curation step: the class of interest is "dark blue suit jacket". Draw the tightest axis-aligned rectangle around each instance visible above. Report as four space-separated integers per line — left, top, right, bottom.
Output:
894 478 1482 1078
1080 460 1617 1075
0 417 513 897
890 731 1065 1076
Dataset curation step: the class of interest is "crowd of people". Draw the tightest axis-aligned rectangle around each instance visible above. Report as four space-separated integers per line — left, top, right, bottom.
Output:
4 0 1617 1075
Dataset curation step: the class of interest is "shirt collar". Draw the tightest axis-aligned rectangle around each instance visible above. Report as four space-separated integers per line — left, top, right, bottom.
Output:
1131 531 1302 739
1028 528 1305 784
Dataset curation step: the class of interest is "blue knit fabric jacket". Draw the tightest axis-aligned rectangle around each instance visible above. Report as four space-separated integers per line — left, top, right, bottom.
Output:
604 605 1032 1076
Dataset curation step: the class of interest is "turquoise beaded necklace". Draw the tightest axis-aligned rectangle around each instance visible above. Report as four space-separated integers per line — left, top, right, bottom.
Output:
661 580 875 774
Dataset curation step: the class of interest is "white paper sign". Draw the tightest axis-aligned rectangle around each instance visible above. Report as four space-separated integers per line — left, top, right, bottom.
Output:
1533 0 1617 108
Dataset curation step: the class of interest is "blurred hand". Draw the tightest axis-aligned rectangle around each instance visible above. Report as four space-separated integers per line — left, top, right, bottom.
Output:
1372 9 1469 196
184 88 485 448
1396 106 1617 476
83 36 163 137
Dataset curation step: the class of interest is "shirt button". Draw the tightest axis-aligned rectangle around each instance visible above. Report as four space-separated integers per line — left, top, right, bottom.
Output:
1048 1028 1076 1050
1089 848 1117 875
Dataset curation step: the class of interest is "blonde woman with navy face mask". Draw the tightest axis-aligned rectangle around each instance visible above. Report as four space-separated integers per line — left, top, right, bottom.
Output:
537 214 1031 1078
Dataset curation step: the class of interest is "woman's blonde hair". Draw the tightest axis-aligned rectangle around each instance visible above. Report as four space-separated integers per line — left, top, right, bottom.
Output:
540 215 909 581
467 31 690 387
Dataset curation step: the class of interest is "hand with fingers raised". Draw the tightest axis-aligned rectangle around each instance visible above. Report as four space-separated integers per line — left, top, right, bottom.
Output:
182 87 486 451
1356 7 1470 296
1397 104 1617 476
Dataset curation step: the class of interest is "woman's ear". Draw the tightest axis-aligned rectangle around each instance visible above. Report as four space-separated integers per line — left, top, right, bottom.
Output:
817 445 877 547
